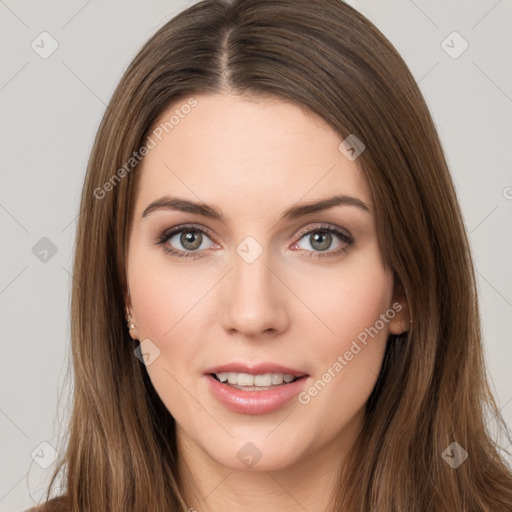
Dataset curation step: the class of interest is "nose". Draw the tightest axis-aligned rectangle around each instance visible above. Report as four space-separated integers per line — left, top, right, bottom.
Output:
221 249 290 339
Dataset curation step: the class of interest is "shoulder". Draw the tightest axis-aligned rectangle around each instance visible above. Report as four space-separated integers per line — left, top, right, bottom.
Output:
24 496 69 512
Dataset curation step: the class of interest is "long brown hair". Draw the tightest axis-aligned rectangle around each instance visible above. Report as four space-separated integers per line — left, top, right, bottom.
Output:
36 0 512 510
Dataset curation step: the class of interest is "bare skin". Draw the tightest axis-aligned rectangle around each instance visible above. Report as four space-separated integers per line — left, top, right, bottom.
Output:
125 93 410 511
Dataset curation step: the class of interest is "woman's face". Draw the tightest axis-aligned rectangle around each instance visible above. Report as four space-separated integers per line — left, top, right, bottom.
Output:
125 93 409 472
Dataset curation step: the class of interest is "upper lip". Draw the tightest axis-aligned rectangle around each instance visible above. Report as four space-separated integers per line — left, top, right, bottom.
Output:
204 362 309 377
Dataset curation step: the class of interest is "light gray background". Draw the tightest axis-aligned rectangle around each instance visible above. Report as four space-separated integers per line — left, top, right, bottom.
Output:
1 1 511 510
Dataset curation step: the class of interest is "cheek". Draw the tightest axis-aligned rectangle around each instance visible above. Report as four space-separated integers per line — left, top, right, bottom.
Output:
128 248 210 340
293 251 394 355
292 251 394 407
294 257 393 424
127 250 216 404
127 253 210 420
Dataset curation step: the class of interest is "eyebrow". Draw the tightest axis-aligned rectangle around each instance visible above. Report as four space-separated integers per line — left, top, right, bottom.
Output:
141 194 372 222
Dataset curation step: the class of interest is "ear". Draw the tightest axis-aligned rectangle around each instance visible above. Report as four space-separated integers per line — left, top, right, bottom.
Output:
388 280 411 336
124 292 140 340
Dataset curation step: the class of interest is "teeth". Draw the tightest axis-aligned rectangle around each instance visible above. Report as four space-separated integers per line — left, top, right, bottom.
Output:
254 374 271 386
238 373 254 386
271 374 284 385
215 372 298 386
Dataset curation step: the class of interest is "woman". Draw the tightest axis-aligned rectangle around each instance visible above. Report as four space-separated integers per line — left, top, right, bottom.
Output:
29 0 512 510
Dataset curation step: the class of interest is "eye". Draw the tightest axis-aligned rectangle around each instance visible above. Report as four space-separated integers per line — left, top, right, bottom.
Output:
155 224 217 259
292 223 354 259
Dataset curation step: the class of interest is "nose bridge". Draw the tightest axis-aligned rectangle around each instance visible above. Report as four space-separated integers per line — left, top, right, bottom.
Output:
221 238 287 336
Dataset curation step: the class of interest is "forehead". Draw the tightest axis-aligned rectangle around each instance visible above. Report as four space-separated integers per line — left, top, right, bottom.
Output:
134 93 371 218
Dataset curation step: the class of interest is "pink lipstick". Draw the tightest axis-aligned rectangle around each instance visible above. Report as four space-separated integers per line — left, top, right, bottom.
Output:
203 362 309 415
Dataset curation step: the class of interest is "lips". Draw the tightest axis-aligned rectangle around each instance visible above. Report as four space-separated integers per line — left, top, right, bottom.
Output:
203 362 310 415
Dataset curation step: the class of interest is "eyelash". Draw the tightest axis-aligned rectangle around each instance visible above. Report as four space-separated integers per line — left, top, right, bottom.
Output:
155 223 354 260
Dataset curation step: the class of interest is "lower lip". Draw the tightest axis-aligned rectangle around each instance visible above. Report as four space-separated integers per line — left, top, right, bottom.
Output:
205 374 309 415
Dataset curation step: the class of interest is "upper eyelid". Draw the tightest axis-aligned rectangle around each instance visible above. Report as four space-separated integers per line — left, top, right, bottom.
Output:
161 223 217 242
294 223 351 239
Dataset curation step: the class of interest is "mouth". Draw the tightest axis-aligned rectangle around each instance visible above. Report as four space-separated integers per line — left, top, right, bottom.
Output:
209 372 307 391
203 364 310 415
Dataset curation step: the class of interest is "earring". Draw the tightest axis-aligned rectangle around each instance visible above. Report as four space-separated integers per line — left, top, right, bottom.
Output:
125 306 136 330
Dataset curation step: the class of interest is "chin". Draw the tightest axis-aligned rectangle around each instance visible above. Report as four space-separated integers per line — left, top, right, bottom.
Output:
195 431 310 472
